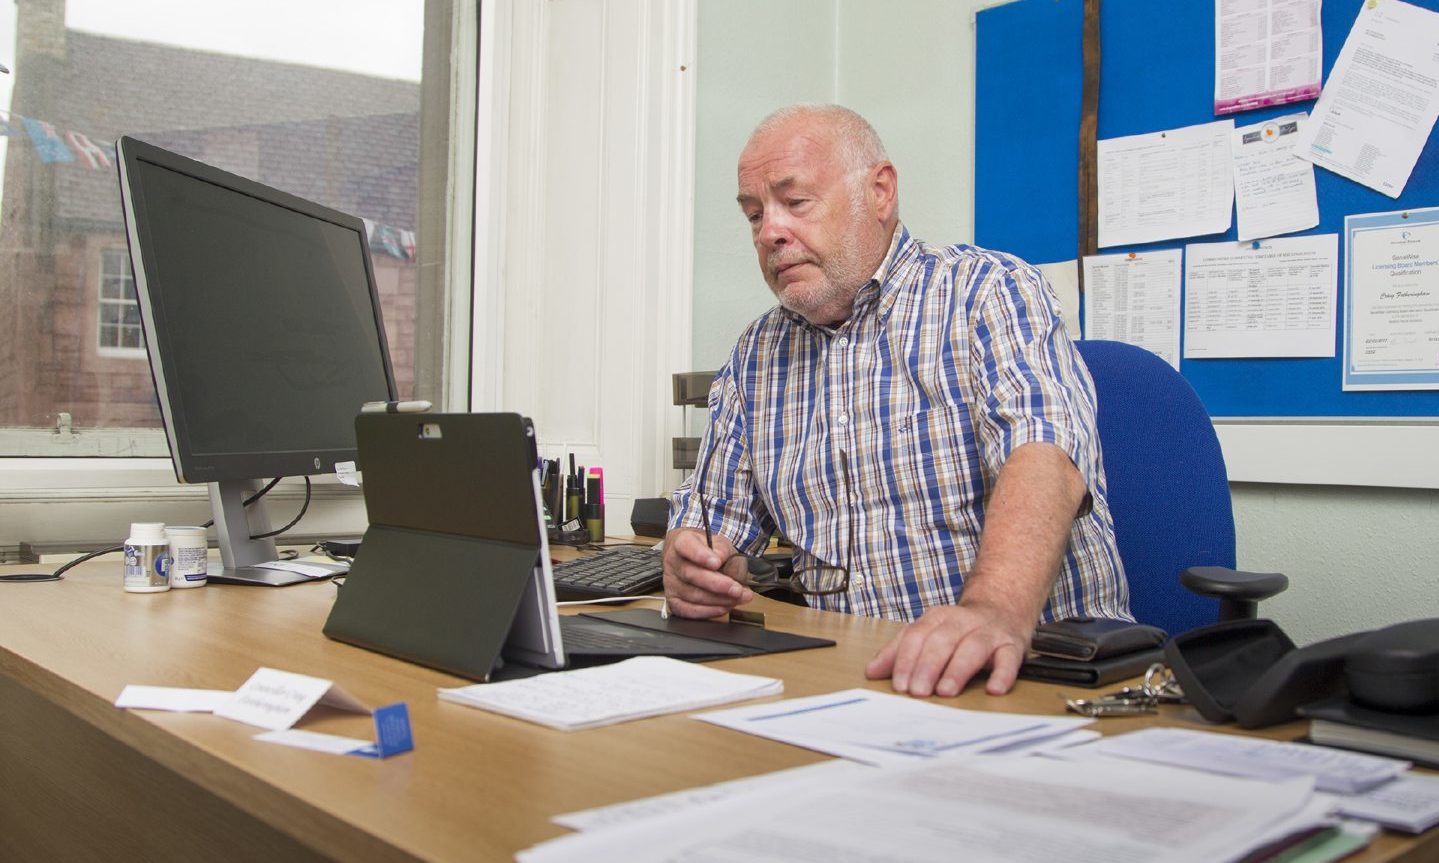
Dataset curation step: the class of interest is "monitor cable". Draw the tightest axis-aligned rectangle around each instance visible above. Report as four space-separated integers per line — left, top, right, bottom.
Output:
1 476 305 583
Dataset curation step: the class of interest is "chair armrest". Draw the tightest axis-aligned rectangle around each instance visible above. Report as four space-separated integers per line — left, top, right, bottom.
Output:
1180 566 1289 622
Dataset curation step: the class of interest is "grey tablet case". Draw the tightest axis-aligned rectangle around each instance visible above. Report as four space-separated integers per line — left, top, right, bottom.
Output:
323 413 539 680
324 413 837 682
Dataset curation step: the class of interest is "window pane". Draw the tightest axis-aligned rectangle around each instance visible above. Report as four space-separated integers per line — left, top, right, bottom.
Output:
0 1 454 446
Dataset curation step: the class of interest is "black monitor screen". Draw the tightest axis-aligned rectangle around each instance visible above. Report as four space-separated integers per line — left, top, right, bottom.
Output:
119 137 396 484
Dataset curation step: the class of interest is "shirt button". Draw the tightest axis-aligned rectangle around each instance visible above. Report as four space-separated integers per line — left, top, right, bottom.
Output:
838 336 849 348
836 414 848 426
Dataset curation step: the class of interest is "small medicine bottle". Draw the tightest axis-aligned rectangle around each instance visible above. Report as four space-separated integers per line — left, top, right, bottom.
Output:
165 525 209 589
123 522 171 593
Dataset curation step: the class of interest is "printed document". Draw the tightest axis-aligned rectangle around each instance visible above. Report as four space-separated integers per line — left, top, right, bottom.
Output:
1082 249 1183 368
1332 772 1439 833
1215 0 1323 115
1091 726 1408 794
1232 113 1319 240
519 752 1323 863
1184 235 1337 358
437 656 782 730
1098 120 1234 248
1343 207 1439 390
693 687 1091 767
1291 0 1439 198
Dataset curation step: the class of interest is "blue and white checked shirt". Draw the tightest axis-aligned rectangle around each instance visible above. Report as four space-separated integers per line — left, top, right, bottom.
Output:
671 224 1130 624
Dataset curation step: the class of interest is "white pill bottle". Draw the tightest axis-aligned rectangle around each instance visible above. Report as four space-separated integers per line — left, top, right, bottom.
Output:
165 525 209 589
123 522 171 593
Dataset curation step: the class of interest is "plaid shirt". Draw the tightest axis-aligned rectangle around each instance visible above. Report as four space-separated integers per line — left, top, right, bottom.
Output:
671 224 1130 624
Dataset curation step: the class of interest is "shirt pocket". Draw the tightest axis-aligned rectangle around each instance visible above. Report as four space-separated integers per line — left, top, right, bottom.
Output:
852 402 984 537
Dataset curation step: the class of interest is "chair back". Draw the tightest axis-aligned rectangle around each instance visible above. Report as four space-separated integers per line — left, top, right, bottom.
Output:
1075 340 1235 635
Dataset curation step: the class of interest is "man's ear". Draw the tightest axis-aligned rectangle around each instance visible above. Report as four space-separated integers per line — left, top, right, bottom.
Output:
870 161 898 223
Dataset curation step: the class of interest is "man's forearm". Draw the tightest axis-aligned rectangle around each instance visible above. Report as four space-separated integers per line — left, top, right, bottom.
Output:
959 441 1088 629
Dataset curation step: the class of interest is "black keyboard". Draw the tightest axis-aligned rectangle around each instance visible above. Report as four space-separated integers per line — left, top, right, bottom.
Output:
551 546 664 601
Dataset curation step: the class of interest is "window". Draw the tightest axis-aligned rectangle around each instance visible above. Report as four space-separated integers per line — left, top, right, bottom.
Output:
96 248 142 356
0 0 470 446
0 1 475 549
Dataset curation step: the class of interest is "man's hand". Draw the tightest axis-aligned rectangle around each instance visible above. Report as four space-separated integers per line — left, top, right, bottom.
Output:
864 601 1035 697
863 442 1085 698
662 527 754 619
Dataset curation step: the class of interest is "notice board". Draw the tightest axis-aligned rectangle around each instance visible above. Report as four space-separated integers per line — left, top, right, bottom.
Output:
974 0 1439 420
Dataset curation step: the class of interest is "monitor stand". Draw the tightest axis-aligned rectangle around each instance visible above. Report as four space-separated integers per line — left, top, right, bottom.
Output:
205 480 347 586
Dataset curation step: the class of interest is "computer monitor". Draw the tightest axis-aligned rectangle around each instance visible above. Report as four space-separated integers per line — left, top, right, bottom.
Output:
116 136 397 586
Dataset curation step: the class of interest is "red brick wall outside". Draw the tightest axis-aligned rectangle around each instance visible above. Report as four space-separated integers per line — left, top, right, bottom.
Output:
0 231 420 429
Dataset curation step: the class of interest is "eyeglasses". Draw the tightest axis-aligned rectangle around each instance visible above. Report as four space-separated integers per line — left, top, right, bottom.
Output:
696 447 853 597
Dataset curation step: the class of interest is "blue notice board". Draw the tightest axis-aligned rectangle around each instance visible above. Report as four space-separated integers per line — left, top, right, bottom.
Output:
975 0 1439 419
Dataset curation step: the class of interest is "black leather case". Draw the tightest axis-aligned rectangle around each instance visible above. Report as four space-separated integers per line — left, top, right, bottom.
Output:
1019 617 1168 688
1030 616 1167 661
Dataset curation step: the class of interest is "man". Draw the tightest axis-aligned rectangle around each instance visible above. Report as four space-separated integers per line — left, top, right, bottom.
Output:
663 104 1129 698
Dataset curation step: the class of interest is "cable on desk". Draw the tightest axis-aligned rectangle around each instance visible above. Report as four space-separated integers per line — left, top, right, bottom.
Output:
555 593 667 608
1 477 303 584
0 543 124 583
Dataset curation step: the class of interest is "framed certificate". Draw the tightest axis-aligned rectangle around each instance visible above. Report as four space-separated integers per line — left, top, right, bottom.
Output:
1343 208 1439 391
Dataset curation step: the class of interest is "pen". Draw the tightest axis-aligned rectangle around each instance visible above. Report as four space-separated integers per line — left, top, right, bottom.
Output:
360 400 433 414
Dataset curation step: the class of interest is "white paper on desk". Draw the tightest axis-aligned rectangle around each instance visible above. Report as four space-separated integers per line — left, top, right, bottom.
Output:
253 728 374 756
554 760 872 833
1098 120 1234 249
1082 248 1183 368
114 685 232 713
438 656 782 731
1291 0 1439 198
1184 234 1338 359
252 560 336 579
1094 726 1409 794
520 751 1322 863
1332 772 1439 833
694 687 1092 767
213 667 370 731
1232 113 1319 241
1214 0 1323 116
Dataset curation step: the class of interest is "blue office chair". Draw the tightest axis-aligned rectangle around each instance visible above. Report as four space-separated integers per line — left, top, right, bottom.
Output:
1074 339 1287 636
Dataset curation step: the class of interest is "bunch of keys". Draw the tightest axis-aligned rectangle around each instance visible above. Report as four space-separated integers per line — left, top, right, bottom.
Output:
1063 663 1186 717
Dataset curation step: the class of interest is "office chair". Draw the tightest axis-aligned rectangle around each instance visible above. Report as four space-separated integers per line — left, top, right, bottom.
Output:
1074 339 1287 636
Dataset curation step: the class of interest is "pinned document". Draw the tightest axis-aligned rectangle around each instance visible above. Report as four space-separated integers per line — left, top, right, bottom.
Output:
1291 0 1439 197
1097 120 1234 248
1082 249 1183 369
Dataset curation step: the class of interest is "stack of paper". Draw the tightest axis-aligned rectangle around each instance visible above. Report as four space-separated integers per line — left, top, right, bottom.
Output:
437 656 782 731
1333 773 1439 834
1090 727 1409 794
519 751 1329 862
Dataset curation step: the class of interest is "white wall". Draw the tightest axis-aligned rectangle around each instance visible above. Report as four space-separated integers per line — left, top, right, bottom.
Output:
691 0 982 371
686 0 1439 643
691 0 837 371
1234 484 1439 645
478 0 696 506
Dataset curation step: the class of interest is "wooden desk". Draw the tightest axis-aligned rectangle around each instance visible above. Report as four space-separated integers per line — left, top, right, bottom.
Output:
0 560 1433 862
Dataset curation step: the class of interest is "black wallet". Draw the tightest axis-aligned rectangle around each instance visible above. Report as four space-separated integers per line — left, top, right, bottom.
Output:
1019 617 1168 688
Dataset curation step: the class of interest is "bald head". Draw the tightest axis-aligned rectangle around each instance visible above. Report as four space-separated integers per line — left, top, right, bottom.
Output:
748 104 891 192
736 104 899 326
